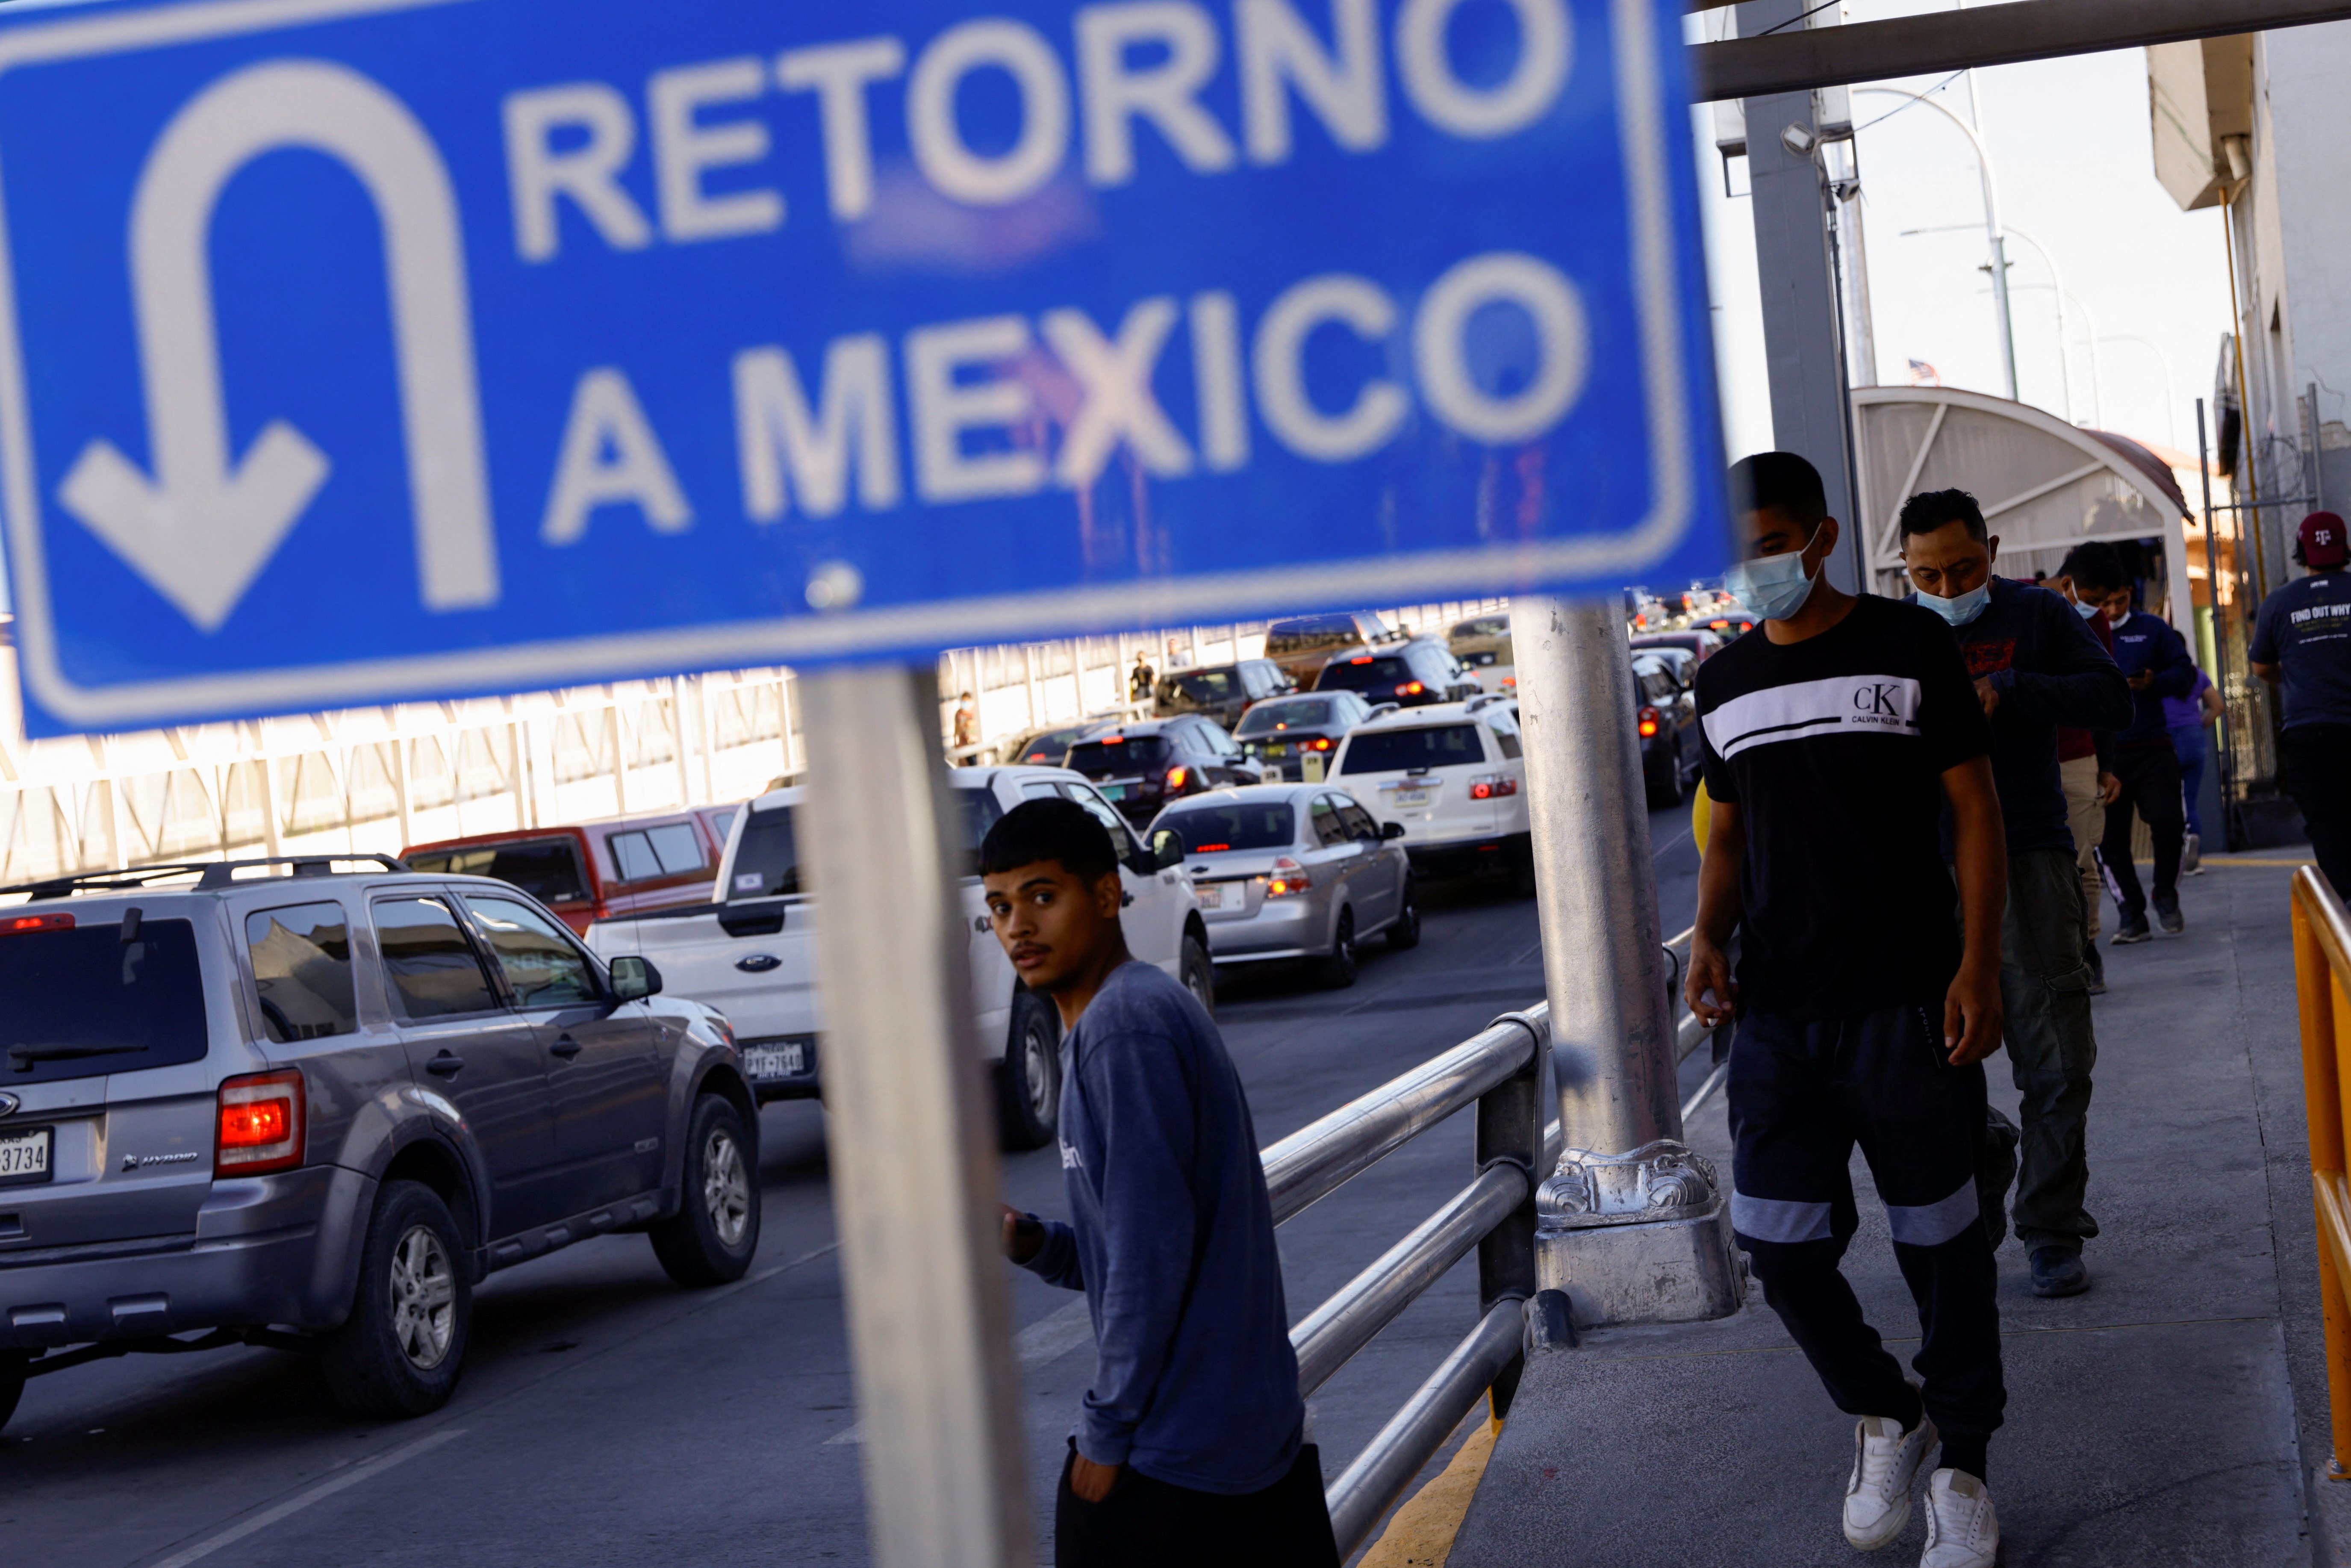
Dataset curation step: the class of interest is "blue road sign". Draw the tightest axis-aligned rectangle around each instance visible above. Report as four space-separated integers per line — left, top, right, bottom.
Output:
0 0 1726 735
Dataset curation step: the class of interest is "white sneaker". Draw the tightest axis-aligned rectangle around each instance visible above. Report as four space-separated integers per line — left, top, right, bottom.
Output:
1843 1413 1937 1550
1919 1468 1999 1567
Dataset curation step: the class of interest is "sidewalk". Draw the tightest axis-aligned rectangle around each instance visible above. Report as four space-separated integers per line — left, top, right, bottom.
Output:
1449 851 2343 1567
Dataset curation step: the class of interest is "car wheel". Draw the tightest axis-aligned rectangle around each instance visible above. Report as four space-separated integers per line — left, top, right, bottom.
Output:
1387 881 1423 950
650 1095 762 1287
1314 908 1360 989
1647 752 1685 809
0 1350 27 1433
994 990 1063 1151
1180 935 1218 1020
320 1180 471 1419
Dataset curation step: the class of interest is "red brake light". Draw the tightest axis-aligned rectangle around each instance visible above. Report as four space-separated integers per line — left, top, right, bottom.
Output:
1197 842 1231 852
1638 706 1662 738
1166 766 1188 789
1468 774 1520 800
1103 734 1125 744
1396 681 1424 696
1350 655 1374 664
216 1069 305 1176
1311 738 1332 750
1 912 73 936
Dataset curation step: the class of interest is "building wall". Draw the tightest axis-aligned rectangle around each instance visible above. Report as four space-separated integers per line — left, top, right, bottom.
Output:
2259 23 2351 511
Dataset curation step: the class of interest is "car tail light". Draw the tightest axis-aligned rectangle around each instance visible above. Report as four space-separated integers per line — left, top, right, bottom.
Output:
1468 774 1519 800
216 1069 305 1176
1395 681 1424 696
0 912 72 936
1266 856 1314 897
1349 655 1374 664
1102 734 1125 744
1166 765 1188 790
1638 706 1662 738
1310 738 1332 750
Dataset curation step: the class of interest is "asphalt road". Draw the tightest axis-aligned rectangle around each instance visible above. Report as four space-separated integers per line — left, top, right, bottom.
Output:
1 804 1703 1568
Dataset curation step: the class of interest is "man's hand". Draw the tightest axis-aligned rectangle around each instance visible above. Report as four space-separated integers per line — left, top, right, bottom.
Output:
1685 937 1738 1029
1972 675 2000 717
1942 961 2004 1066
2097 771 2121 805
1069 1451 1121 1503
999 1203 1043 1264
2127 670 2153 691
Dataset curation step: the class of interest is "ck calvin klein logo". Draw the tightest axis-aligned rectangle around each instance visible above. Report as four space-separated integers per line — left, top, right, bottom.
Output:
1853 682 1903 715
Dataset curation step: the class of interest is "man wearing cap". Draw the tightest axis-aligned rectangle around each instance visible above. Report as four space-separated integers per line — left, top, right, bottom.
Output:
2253 512 2351 896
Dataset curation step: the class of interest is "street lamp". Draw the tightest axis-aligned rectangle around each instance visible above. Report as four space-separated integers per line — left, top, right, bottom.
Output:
1855 86 2019 402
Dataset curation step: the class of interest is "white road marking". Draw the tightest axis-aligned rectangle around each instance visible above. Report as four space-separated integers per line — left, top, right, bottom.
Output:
144 1428 467 1568
825 1299 1092 1446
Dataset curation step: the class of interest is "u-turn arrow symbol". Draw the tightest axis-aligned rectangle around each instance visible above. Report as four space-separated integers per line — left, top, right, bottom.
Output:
59 59 499 632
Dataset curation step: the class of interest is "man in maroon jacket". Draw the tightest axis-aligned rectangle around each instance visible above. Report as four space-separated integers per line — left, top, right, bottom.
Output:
2048 550 2121 992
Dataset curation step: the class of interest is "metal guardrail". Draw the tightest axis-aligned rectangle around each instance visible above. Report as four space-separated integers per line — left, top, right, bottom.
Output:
2291 867 2351 1479
1276 922 1726 1553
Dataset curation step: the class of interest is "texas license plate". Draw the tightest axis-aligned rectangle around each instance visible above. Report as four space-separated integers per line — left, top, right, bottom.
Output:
1393 788 1429 807
744 1042 806 1080
1196 884 1225 909
0 1126 52 1185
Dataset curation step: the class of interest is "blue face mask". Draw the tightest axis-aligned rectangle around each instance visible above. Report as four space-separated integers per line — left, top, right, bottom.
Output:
2073 598 2100 620
1722 533 1820 623
1918 581 1993 627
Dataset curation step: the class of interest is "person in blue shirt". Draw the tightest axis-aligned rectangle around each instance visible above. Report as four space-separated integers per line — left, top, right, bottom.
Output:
2252 511 2351 896
984 797 1336 1568
2065 543 2198 940
1898 489 2132 1300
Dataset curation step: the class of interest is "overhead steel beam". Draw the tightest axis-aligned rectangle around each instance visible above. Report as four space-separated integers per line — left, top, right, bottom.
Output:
1691 0 2351 100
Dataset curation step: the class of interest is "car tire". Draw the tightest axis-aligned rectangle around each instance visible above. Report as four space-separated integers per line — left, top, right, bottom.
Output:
651 1095 763 1287
994 990 1064 1151
0 1350 27 1433
1386 881 1423 950
1314 908 1360 989
319 1180 471 1420
1646 751 1685 809
1180 935 1218 1020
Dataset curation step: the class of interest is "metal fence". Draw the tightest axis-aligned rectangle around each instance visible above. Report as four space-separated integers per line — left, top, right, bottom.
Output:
1270 923 1720 1554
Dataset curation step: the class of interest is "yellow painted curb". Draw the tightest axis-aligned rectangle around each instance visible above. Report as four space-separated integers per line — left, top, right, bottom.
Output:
1356 1397 1501 1568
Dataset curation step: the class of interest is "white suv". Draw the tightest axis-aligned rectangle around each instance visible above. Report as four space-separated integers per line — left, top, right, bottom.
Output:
1329 699 1532 890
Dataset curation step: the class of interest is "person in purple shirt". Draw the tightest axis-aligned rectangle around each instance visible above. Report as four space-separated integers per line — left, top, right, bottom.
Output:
2163 669 2222 863
984 797 1336 1568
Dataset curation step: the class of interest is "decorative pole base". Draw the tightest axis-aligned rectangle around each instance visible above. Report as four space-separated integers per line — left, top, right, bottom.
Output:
1534 1140 1745 1328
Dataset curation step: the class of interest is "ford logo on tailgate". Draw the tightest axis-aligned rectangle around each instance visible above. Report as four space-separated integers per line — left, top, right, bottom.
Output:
734 954 782 974
0 1093 17 1116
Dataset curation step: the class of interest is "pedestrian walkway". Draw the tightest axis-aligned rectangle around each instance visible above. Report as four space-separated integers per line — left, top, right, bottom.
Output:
1447 850 2345 1566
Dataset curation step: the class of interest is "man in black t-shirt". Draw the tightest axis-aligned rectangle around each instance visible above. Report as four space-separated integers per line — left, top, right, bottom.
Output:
2253 511 2351 896
1687 453 2007 1568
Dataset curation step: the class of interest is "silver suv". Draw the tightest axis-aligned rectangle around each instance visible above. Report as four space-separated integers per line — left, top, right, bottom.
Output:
0 855 759 1432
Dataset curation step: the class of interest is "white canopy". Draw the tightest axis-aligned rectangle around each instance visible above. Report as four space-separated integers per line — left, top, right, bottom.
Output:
1852 386 2192 621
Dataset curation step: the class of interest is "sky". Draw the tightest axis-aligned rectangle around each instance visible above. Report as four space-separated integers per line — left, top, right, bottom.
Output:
1694 8 2237 466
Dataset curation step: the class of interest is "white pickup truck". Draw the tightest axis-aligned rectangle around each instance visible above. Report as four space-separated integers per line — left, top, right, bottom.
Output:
585 766 1215 1148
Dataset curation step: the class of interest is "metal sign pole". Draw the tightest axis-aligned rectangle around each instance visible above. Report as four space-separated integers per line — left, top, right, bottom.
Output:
1511 597 1741 1329
797 665 1031 1568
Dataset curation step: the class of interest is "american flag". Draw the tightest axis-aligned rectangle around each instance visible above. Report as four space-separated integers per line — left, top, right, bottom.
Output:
1907 358 1941 386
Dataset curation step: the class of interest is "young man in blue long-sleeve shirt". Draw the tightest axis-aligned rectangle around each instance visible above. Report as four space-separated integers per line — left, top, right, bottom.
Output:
2065 543 2198 940
984 797 1337 1568
1900 490 2133 1300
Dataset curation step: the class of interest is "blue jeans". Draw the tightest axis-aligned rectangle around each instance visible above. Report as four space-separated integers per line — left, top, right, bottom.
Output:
2171 725 2207 837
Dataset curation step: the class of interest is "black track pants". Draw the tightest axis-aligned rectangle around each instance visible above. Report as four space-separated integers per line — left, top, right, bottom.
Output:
2101 742 2185 915
1728 1002 2007 1444
1054 1441 1340 1568
2283 724 2351 901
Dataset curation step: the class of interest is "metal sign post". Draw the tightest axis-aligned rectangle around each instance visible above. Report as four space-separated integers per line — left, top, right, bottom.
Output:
1511 595 1741 1328
798 667 1030 1568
